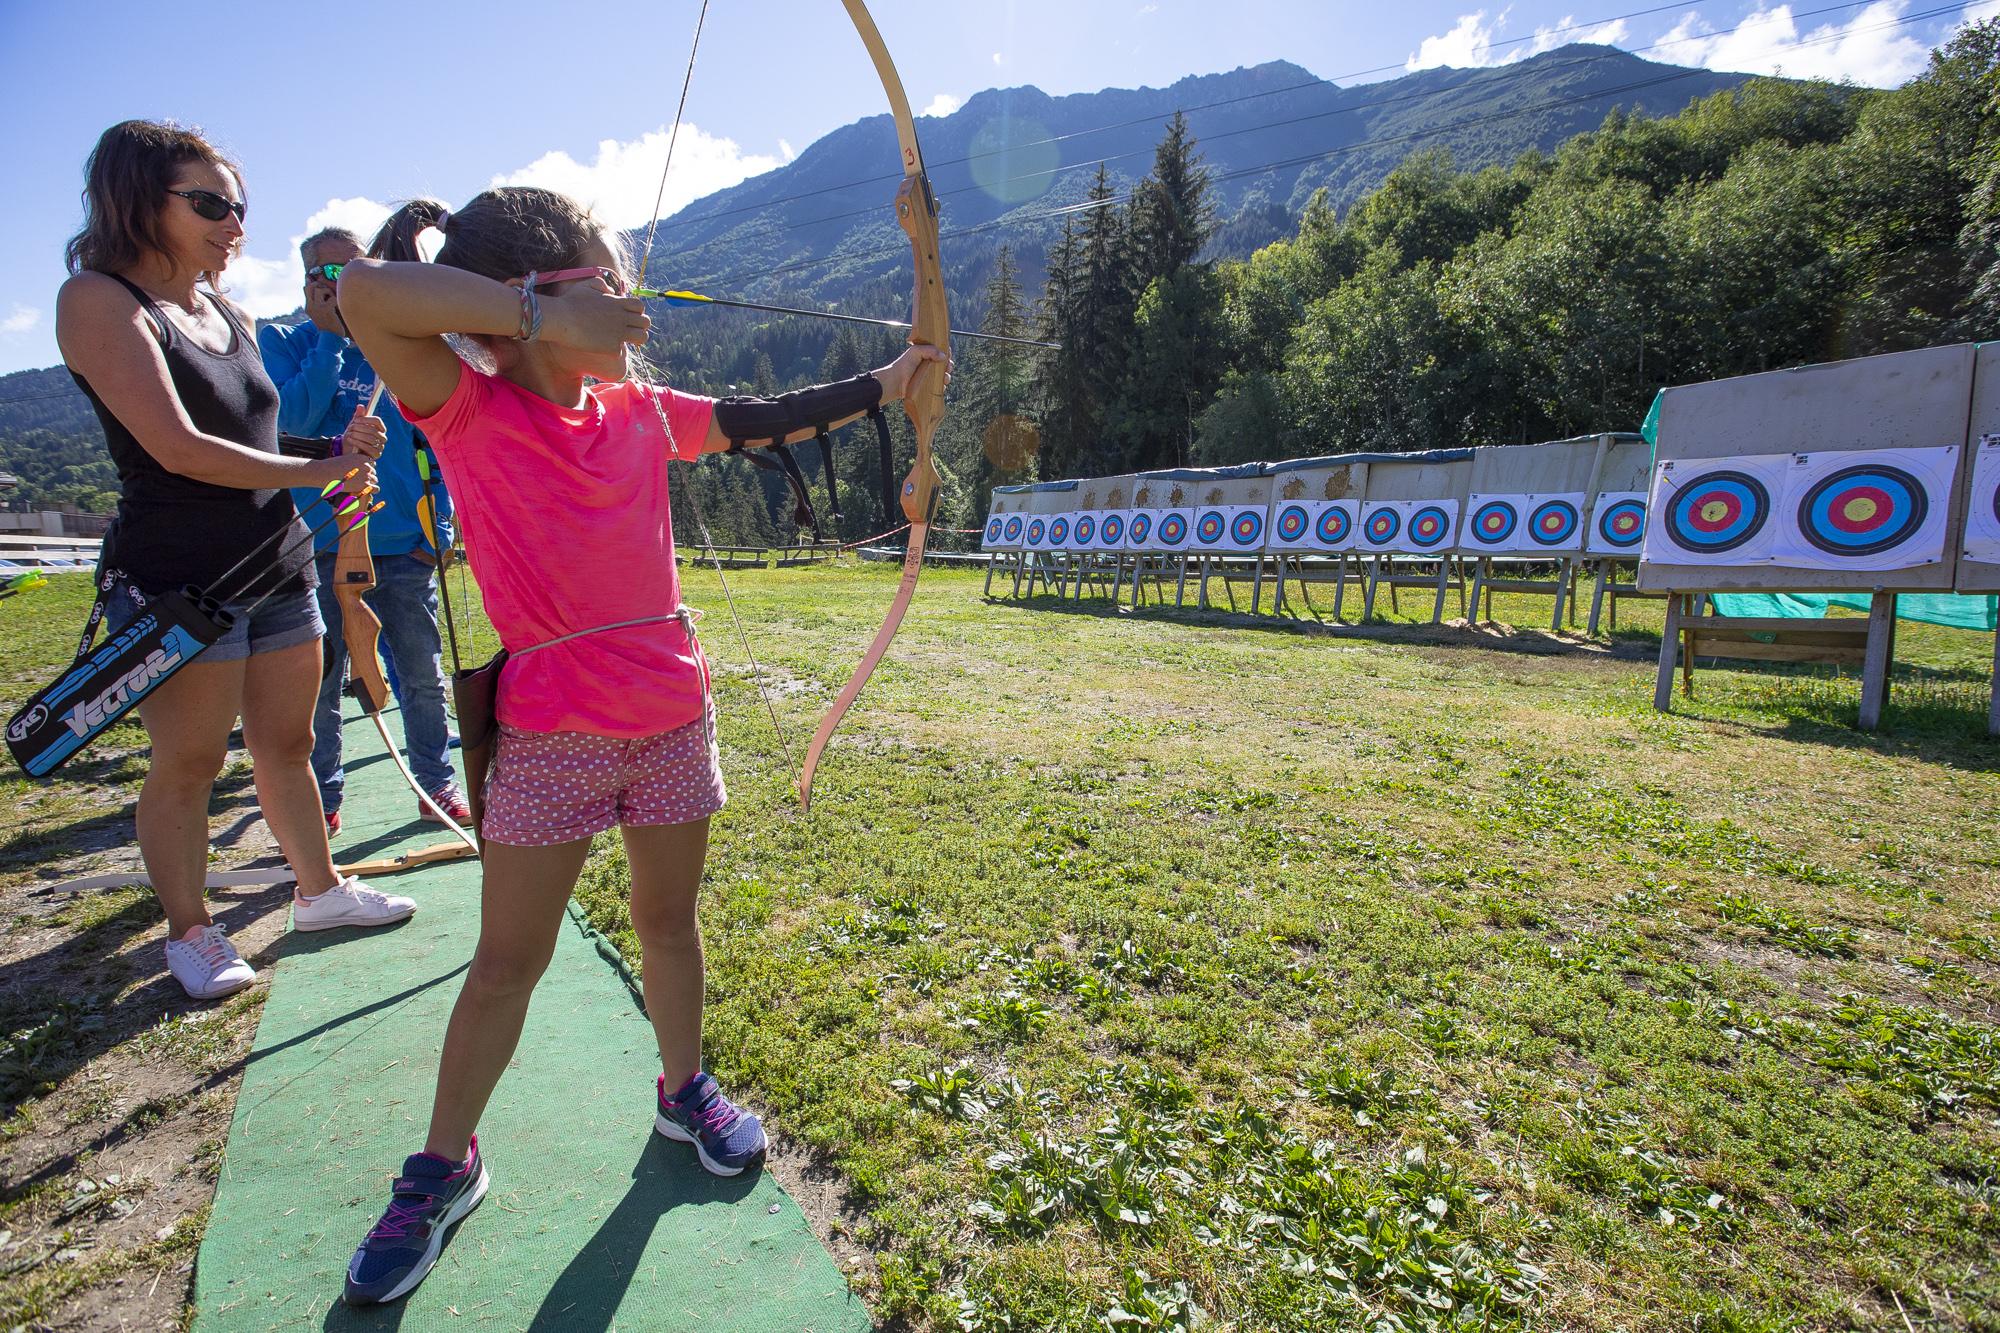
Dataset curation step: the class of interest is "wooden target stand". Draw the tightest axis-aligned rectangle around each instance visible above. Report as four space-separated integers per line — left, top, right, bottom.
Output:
1654 592 1896 727
1642 343 1980 733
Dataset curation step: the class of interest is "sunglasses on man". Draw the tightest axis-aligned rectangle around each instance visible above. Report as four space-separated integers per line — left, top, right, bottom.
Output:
169 188 246 223
305 262 345 285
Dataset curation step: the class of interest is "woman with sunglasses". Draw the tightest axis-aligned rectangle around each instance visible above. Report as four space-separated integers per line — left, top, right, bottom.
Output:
55 120 417 1003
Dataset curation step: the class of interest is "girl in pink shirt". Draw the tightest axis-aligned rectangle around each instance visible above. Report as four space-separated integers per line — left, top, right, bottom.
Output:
333 186 942 1307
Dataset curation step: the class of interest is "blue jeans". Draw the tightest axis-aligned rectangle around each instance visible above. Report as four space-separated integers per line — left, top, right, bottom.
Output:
312 551 455 813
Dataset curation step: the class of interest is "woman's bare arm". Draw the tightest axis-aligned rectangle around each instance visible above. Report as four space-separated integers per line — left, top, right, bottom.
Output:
56 273 356 490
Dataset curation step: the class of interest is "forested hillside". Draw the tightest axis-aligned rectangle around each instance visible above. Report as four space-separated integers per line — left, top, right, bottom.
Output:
1025 22 2000 493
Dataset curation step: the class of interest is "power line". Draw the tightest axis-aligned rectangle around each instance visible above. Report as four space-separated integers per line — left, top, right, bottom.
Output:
644 0 1911 245
684 0 1962 295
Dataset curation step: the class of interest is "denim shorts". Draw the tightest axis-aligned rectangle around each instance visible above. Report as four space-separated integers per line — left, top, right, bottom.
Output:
102 576 323 664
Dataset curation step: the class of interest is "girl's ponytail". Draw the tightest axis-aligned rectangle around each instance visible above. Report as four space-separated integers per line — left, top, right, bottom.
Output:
367 198 451 264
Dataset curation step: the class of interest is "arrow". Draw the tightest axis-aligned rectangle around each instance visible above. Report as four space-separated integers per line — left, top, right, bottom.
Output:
632 286 1055 349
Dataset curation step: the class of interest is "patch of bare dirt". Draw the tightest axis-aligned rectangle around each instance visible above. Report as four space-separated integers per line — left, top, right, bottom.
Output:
0 776 294 1331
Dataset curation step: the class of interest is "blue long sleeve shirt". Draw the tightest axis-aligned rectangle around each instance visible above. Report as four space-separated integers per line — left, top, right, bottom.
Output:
257 320 454 558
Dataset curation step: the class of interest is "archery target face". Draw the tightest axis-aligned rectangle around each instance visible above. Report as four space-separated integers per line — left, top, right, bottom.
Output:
1003 514 1025 545
1048 515 1072 548
1073 512 1099 549
1311 500 1358 550
1965 436 2000 564
1026 517 1048 548
1274 502 1311 547
1466 495 1524 551
1771 446 1955 573
1230 507 1266 549
1157 511 1191 549
983 516 1005 549
1586 492 1647 554
1099 512 1127 549
1358 499 1457 553
1525 493 1586 550
1194 509 1228 548
1644 456 1785 564
1407 504 1454 550
1361 505 1402 549
1127 510 1158 549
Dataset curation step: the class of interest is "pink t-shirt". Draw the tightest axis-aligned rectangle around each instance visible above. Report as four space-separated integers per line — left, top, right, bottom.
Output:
408 363 718 737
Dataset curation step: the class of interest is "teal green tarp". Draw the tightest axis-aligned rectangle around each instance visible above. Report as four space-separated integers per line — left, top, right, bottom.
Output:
1710 591 1998 631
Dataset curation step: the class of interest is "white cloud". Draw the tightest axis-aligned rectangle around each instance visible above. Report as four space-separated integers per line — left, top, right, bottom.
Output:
1408 7 1633 69
778 139 797 161
1525 13 1631 55
1409 9 1508 69
1649 2 1931 87
922 93 962 118
0 305 41 336
492 125 780 233
232 195 393 320
992 51 1004 65
1965 0 2000 19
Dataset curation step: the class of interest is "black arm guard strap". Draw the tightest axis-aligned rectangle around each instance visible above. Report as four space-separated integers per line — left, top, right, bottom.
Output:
814 430 842 520
711 373 884 449
872 407 896 521
727 443 819 538
713 374 888 540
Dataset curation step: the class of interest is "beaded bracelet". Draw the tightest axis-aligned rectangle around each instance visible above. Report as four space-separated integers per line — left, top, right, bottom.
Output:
516 273 544 343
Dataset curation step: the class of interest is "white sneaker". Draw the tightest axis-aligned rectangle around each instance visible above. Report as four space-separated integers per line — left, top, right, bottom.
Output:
165 923 256 1000
292 876 417 933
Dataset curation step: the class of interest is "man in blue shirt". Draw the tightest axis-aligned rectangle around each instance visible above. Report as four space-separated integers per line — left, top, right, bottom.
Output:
260 226 467 835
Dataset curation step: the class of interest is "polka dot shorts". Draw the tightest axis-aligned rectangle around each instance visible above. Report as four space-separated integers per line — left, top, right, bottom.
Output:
481 703 726 847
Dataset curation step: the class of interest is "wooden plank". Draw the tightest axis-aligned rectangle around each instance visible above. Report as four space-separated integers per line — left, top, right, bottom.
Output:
1989 628 2000 737
1687 638 1869 665
1654 594 1685 710
1858 592 1897 730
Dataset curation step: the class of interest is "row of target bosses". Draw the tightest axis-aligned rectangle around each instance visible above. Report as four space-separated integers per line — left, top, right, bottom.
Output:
981 452 1648 562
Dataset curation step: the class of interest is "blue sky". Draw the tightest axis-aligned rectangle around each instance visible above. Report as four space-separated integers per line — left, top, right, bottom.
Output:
0 0 1991 376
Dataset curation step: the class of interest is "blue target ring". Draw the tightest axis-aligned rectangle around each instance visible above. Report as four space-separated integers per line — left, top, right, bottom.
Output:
1231 511 1264 547
1595 499 1645 549
1049 516 1071 546
1129 513 1154 545
1471 500 1519 545
1004 515 1024 543
1276 504 1310 543
1666 470 1770 554
1027 518 1047 546
1074 515 1097 545
1196 511 1226 545
1527 499 1581 547
1101 514 1126 545
1364 508 1402 547
1408 505 1452 549
985 517 1002 544
1796 463 1927 557
1158 513 1189 547
1315 505 1352 546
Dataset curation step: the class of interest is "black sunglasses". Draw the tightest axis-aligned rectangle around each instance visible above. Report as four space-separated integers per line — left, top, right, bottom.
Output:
169 188 246 223
305 262 345 284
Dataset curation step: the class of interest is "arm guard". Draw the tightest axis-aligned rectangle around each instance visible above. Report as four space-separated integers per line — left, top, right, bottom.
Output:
711 374 889 539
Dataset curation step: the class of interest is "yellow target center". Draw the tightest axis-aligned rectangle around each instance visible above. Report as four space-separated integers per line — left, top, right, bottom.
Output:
1699 500 1731 522
1841 496 1878 524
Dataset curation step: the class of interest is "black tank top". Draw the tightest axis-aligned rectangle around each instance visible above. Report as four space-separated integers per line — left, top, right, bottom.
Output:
71 273 313 599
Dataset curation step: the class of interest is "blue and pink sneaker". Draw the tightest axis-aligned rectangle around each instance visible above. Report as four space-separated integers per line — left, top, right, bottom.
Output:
343 1137 489 1306
655 1072 767 1176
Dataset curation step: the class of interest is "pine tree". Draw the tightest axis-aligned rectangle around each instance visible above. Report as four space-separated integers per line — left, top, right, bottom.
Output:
1128 111 1214 286
955 247 1042 515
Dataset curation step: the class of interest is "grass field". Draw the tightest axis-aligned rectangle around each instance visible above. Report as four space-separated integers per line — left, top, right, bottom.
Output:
4 560 1999 1330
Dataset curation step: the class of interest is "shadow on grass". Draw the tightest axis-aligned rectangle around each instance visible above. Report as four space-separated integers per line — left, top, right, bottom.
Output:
994 588 1660 662
315 1138 778 1332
